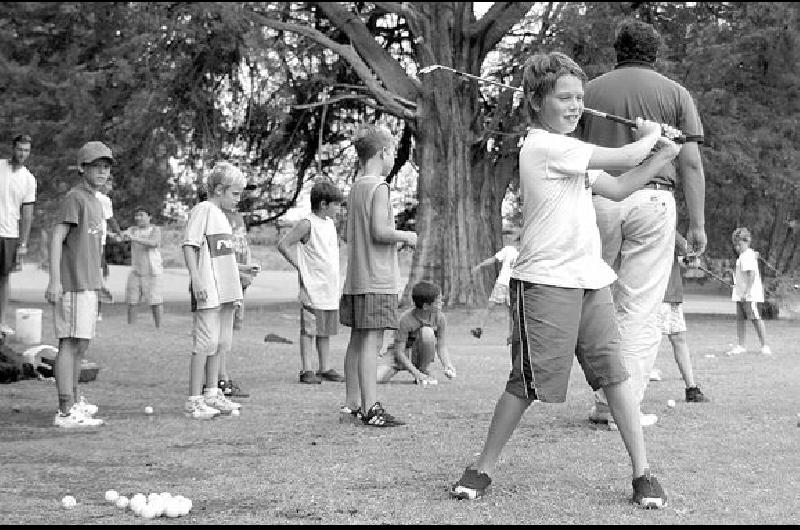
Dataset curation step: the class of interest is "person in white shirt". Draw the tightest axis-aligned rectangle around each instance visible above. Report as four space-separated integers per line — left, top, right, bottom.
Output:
470 232 519 342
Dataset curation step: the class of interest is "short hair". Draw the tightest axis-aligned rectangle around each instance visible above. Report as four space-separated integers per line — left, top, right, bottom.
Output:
353 125 394 167
310 180 344 211
134 205 151 217
732 227 752 244
206 161 246 194
411 281 441 309
12 134 31 147
614 18 661 64
522 52 587 121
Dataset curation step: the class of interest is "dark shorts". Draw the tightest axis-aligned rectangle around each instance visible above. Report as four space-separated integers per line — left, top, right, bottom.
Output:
506 279 629 403
339 293 398 330
736 301 761 321
0 237 19 277
301 305 339 337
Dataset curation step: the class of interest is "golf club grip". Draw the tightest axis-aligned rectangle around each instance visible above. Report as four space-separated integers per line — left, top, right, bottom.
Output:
584 108 687 143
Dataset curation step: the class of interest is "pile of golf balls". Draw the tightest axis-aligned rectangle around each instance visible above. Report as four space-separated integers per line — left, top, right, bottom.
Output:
105 490 192 518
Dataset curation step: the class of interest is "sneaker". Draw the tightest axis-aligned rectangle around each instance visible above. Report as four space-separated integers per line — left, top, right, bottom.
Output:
184 398 220 420
631 470 667 509
54 404 105 428
299 370 322 384
316 369 345 382
725 344 746 356
760 345 773 356
450 467 492 500
648 369 662 382
361 402 405 427
75 396 98 416
204 389 241 414
339 405 362 425
588 404 612 424
264 333 293 344
219 379 250 399
685 386 710 403
470 327 483 339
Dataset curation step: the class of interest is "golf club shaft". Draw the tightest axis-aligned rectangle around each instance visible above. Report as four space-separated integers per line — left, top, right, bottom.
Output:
696 265 733 288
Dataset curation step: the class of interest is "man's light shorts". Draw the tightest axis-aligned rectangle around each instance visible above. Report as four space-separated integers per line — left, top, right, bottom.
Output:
506 279 629 403
301 304 338 337
339 293 398 330
736 301 761 321
488 282 510 305
657 302 687 335
53 290 98 340
192 303 235 357
126 272 163 305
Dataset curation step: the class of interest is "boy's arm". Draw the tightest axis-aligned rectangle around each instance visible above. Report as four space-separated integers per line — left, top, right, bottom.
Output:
472 256 497 274
591 138 681 201
129 226 161 248
370 185 417 247
276 220 311 271
182 244 206 302
742 270 755 299
587 119 663 171
45 223 69 303
391 328 429 383
435 315 456 376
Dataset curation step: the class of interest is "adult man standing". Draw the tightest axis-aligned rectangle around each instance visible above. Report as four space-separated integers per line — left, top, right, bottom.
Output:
577 19 706 427
0 134 36 335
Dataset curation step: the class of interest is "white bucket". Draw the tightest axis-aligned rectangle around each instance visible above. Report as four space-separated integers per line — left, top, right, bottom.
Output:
15 308 43 346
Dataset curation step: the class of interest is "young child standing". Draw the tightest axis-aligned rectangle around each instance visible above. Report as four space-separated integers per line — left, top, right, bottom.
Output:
122 206 163 328
469 232 519 341
339 124 417 427
450 52 681 508
726 227 772 356
182 162 245 419
377 281 456 385
46 141 113 428
277 180 345 385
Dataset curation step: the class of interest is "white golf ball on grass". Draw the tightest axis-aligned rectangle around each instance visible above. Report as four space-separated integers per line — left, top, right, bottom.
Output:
104 489 119 503
61 495 77 509
115 496 129 509
667 399 676 408
144 406 154 415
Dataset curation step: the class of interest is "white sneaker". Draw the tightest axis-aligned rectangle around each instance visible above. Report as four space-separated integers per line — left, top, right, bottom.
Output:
204 389 241 414
726 345 746 356
76 396 98 416
640 413 659 427
184 398 220 420
648 369 663 382
760 345 773 356
54 404 105 428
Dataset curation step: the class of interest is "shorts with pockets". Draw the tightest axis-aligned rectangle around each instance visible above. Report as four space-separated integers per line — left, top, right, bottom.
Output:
339 293 398 330
53 290 98 340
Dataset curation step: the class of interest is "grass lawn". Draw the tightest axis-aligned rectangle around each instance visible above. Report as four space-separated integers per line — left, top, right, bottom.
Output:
0 298 798 524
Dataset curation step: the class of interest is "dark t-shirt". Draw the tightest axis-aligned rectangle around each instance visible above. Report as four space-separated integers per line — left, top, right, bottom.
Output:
577 62 704 186
57 183 104 291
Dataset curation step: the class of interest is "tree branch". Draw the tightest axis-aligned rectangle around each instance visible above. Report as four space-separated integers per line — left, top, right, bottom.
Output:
469 2 537 62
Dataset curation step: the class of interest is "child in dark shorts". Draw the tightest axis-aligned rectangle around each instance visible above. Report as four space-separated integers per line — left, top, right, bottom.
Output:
450 52 681 509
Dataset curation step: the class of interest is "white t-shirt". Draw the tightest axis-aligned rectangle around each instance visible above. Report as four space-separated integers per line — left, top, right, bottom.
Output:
296 213 340 310
512 129 616 289
732 248 764 302
494 246 519 287
0 160 36 238
95 191 113 245
183 201 243 309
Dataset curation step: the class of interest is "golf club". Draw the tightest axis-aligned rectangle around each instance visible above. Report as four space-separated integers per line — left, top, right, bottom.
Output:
419 64 686 142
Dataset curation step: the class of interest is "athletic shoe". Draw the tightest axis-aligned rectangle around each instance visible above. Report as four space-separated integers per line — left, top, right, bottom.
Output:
760 345 773 356
204 389 241 414
631 470 667 509
299 370 322 384
470 327 483 339
184 398 220 420
588 404 612 424
339 405 362 425
75 395 98 416
316 369 345 382
219 379 250 399
361 402 405 427
54 404 105 428
685 386 710 403
648 369 662 382
450 467 492 500
725 344 746 356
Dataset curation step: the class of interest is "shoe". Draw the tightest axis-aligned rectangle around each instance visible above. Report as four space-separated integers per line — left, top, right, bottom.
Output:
54 404 105 428
450 467 492 500
631 469 667 509
760 345 773 356
75 396 98 416
184 397 220 420
361 402 405 427
316 369 345 382
339 405 362 425
648 369 662 382
470 327 482 339
640 413 658 427
205 388 241 414
219 379 250 399
725 344 746 356
264 333 293 344
299 370 322 384
588 404 612 424
685 386 710 403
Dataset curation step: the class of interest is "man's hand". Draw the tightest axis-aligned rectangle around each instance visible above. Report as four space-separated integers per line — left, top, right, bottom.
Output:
686 225 707 256
45 281 61 304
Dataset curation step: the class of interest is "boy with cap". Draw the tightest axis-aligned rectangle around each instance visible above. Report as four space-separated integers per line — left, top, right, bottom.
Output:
46 141 113 428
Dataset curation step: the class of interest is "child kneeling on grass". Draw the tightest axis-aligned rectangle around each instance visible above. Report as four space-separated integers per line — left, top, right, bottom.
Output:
450 52 681 509
377 281 456 385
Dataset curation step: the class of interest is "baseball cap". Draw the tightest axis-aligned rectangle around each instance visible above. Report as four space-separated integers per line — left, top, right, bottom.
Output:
77 141 114 166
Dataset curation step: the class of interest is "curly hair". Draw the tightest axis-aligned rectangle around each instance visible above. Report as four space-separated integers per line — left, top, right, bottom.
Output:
613 18 661 64
411 281 441 309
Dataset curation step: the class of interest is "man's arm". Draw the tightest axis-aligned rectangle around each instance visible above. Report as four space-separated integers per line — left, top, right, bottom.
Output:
276 220 311 271
45 224 69 303
678 141 707 255
370 185 417 247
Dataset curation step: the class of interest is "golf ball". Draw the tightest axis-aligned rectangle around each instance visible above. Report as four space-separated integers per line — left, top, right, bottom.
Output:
140 503 158 519
667 399 676 408
144 406 154 414
104 489 119 503
231 409 240 416
61 495 77 509
115 496 129 509
164 500 182 518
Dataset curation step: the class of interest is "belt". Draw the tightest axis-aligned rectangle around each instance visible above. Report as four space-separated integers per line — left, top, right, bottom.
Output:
644 182 675 191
